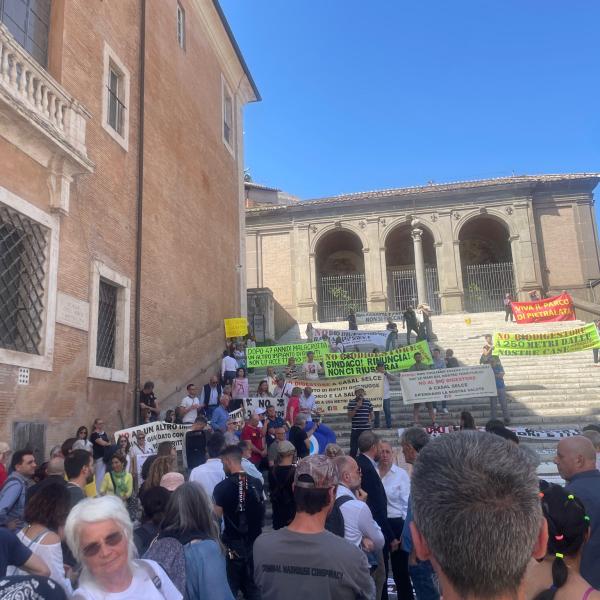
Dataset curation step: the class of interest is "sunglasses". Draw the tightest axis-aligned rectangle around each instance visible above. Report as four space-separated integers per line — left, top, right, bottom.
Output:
82 531 124 558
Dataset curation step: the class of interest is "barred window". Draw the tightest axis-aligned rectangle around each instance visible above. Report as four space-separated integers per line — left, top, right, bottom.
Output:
96 280 117 369
107 64 125 135
0 202 48 355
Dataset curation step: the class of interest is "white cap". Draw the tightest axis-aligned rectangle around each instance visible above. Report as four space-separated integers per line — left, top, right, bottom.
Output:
253 407 266 415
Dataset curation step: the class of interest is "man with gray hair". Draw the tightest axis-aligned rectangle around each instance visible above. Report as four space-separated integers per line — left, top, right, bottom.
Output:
410 431 548 599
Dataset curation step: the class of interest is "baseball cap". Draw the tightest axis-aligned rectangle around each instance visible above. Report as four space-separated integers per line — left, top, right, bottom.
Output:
277 441 296 455
294 455 339 489
160 472 184 492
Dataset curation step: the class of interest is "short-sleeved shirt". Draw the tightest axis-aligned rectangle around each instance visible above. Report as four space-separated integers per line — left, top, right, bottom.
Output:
302 361 321 380
139 390 158 422
0 529 31 575
241 425 264 465
254 528 375 600
213 473 264 545
347 398 373 431
289 426 309 459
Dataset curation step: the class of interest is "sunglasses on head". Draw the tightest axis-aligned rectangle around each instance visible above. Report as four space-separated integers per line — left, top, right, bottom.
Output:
82 531 123 558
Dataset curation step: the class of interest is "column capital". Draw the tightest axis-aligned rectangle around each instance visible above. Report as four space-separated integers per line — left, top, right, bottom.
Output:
411 228 423 242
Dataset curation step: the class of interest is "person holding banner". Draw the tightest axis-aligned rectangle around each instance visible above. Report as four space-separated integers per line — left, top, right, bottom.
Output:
503 293 514 322
409 353 436 426
302 351 324 380
374 362 398 429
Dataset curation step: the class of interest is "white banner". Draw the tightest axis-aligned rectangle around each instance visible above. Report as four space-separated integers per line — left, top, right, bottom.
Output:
242 397 287 420
398 365 497 405
114 421 190 451
313 328 389 349
355 311 404 325
397 426 581 440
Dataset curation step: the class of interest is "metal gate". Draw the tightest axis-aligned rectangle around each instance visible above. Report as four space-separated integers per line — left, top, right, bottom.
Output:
317 273 367 322
463 262 515 313
387 267 442 313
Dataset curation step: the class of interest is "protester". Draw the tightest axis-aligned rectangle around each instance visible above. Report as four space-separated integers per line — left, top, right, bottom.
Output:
554 436 600 589
286 386 301 426
348 309 358 330
299 385 317 420
253 454 375 600
306 322 314 341
289 414 316 459
356 431 397 598
200 375 223 420
232 368 249 402
8 481 72 594
100 451 133 501
139 381 160 422
164 409 177 424
581 429 600 470
285 356 299 379
222 350 239 386
265 367 277 395
133 486 170 556
141 454 177 497
378 441 413 600
184 415 211 470
27 457 65 501
403 305 419 344
65 450 94 509
65 496 182 599
189 432 226 499
116 435 132 473
73 426 93 453
375 361 397 429
525 483 600 600
273 373 294 400
504 293 514 322
213 444 264 599
0 449 36 530
156 483 234 599
241 409 267 468
480 333 495 364
409 352 436 425
431 347 449 414
445 348 459 368
234 343 246 370
460 410 476 430
490 355 511 424
90 418 110 493
0 528 50 577
180 383 201 425
265 405 286 442
302 350 324 380
256 379 271 398
269 441 296 529
141 441 176 482
410 431 546 600
347 387 373 458
240 440 265 484
325 443 345 459
130 431 150 460
399 427 439 600
385 323 399 351
225 419 241 446
267 427 287 467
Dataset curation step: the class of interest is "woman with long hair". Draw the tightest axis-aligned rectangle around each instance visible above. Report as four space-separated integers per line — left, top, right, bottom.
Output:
526 484 600 600
100 452 133 502
256 379 271 398
232 368 249 401
154 483 234 599
141 455 177 495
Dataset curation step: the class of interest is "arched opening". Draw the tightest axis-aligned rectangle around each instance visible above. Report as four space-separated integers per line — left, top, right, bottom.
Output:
315 229 367 322
384 224 441 312
459 216 515 312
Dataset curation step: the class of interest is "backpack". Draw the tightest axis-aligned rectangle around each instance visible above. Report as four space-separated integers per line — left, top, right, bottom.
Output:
143 536 187 598
324 496 352 537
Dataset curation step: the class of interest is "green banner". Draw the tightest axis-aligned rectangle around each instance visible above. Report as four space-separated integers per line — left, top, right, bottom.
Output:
323 340 433 377
493 323 600 356
246 341 329 368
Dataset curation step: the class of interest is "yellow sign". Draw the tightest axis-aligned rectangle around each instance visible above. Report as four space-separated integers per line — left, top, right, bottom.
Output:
224 318 248 338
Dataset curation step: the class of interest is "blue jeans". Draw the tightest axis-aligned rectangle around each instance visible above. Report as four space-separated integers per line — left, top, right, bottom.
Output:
409 560 440 600
374 399 392 428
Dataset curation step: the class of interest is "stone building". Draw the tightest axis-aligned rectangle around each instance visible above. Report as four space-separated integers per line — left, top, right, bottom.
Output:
246 174 600 323
0 0 258 455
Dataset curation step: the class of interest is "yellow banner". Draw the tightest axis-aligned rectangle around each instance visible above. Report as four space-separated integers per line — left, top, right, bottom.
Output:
323 340 433 377
493 323 600 356
224 317 248 338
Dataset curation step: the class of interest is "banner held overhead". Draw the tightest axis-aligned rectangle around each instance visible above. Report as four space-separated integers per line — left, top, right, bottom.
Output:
246 341 329 368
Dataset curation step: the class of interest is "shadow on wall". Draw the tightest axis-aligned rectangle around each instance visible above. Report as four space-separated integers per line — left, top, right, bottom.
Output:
247 287 297 342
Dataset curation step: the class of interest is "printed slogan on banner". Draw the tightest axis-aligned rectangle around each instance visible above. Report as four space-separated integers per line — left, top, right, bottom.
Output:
511 292 575 324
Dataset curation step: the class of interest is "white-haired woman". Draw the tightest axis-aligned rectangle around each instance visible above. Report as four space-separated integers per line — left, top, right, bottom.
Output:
65 495 182 599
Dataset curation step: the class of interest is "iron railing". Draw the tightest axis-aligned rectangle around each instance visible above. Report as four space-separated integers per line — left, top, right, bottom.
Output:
0 202 48 354
463 262 515 313
97 280 117 368
318 273 367 322
387 267 442 313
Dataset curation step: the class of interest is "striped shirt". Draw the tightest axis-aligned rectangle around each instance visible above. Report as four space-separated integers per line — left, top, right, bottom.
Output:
347 398 373 430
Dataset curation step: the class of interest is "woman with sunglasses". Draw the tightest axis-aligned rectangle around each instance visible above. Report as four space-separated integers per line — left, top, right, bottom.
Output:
73 426 93 453
65 495 182 599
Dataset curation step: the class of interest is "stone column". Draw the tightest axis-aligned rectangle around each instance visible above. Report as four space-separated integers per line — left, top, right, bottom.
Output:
364 219 387 312
436 212 464 312
511 202 542 298
293 225 317 323
411 224 428 305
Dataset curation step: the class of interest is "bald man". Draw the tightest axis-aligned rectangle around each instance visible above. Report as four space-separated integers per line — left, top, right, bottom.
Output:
554 436 600 588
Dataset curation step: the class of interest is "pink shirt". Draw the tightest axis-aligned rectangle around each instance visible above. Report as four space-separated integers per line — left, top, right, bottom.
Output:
232 377 249 399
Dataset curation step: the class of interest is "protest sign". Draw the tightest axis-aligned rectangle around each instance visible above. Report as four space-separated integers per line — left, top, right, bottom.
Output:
322 341 432 377
313 328 389 349
224 317 248 338
492 323 600 356
398 365 497 405
114 421 190 451
398 426 581 440
229 407 245 426
243 396 287 420
511 292 575 324
287 373 385 413
355 311 404 325
246 341 328 368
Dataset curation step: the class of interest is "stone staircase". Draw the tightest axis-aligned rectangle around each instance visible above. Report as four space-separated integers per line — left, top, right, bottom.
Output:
249 311 600 481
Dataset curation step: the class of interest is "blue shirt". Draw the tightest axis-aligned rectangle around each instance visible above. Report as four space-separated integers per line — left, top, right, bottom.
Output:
184 539 234 600
211 405 230 433
401 495 413 554
566 469 600 589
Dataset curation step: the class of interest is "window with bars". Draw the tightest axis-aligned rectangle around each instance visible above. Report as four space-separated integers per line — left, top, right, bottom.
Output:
223 81 233 150
0 202 48 355
107 64 125 135
96 280 117 369
177 2 185 50
0 0 51 68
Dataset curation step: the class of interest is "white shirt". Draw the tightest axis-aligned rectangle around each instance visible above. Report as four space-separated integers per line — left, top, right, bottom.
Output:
299 394 317 414
189 458 225 500
302 361 322 380
180 395 200 424
379 463 411 519
73 559 181 600
273 382 294 399
221 355 238 376
336 484 384 551
203 385 220 407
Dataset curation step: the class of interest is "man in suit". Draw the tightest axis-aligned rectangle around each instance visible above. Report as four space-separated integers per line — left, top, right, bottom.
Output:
356 430 400 599
201 375 223 421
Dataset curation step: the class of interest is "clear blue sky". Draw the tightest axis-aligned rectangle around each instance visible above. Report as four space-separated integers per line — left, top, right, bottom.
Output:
221 1 599 201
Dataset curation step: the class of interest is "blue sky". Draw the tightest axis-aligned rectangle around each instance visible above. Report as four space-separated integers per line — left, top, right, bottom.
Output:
221 1 599 201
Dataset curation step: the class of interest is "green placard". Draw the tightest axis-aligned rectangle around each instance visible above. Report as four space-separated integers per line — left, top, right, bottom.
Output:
246 341 329 368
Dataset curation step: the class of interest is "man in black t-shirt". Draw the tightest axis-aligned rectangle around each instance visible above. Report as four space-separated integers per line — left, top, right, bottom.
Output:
347 387 373 458
288 415 316 459
184 415 211 470
213 444 264 600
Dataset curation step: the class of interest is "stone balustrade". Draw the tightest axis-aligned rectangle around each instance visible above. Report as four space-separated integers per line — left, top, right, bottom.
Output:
0 22 90 160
